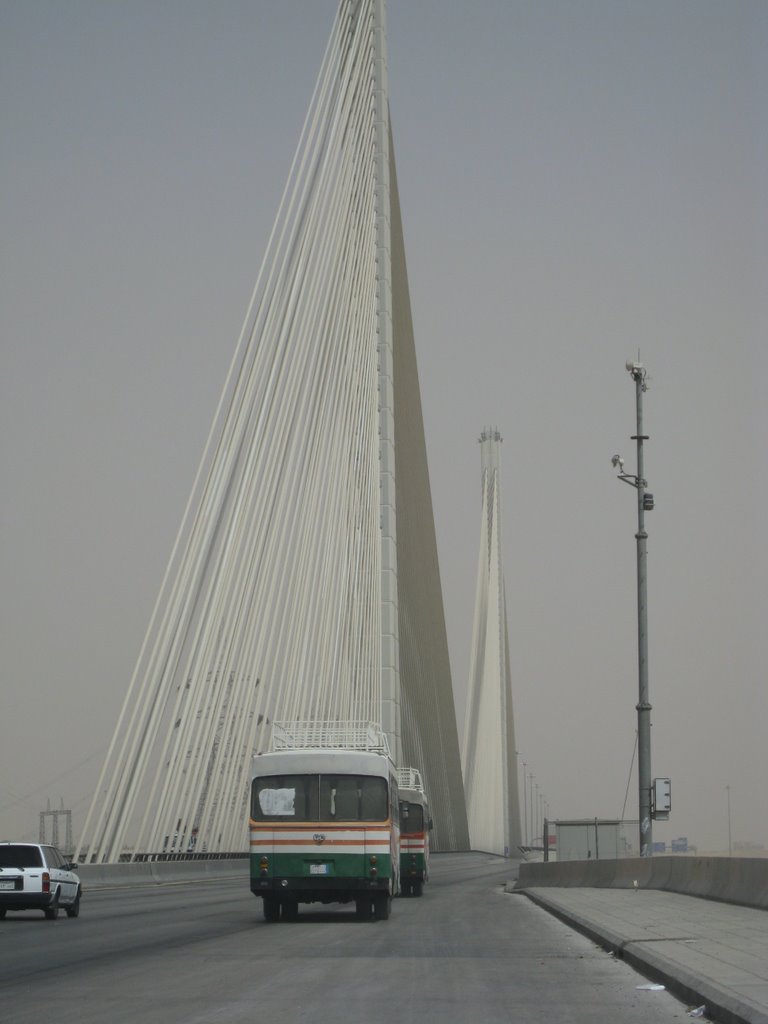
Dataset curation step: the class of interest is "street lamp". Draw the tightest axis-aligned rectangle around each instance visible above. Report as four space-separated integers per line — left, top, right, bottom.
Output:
613 360 654 857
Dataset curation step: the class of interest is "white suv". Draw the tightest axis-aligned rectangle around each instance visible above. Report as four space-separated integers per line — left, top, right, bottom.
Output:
0 843 82 920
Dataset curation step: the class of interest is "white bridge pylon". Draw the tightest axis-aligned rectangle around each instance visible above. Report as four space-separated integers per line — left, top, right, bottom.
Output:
462 430 522 857
76 0 468 864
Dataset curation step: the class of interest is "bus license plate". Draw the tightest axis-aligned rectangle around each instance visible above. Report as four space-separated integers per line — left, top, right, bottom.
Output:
309 863 329 875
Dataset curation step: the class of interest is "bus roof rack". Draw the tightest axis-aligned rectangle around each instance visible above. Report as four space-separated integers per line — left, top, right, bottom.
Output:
397 767 424 792
271 720 391 758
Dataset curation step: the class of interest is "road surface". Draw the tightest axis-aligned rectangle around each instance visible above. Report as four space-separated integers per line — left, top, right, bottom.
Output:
0 852 689 1023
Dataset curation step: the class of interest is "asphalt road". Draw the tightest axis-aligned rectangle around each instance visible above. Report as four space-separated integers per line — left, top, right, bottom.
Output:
0 852 691 1024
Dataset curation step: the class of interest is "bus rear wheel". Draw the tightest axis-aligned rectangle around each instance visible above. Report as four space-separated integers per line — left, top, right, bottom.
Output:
263 896 280 922
281 900 299 921
373 892 391 921
355 897 372 920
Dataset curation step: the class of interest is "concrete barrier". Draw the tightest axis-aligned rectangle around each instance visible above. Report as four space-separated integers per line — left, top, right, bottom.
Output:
78 859 249 890
74 863 154 889
517 856 768 910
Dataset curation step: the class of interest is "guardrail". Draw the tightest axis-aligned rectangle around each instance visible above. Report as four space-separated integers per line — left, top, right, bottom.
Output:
517 856 768 910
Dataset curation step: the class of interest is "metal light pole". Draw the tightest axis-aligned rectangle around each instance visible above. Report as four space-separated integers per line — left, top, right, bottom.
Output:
539 792 544 845
522 761 528 846
613 361 654 856
726 785 732 856
528 773 534 848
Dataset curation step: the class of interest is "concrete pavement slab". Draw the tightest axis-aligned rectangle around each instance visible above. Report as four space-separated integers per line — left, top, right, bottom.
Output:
516 887 768 1024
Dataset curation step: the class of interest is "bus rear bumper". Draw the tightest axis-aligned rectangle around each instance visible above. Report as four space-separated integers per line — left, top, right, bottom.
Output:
251 876 388 903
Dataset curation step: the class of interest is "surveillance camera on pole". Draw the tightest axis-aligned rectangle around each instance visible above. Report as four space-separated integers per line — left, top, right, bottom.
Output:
613 359 657 857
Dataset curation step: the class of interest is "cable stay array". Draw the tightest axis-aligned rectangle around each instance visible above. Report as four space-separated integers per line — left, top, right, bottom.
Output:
76 0 469 864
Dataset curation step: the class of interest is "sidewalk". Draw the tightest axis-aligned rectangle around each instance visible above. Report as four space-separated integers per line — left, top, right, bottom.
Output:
518 886 768 1024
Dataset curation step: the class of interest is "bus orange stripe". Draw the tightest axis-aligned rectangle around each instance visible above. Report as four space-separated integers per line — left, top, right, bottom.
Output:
250 838 389 847
248 820 391 831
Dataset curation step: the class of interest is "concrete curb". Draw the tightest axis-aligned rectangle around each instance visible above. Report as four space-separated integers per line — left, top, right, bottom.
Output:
522 888 768 1024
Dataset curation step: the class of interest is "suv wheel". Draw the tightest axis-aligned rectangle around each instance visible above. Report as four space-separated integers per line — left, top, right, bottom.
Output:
44 893 59 920
65 891 81 918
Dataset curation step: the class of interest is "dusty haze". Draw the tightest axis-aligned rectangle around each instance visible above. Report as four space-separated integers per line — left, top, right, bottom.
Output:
2 1 766 854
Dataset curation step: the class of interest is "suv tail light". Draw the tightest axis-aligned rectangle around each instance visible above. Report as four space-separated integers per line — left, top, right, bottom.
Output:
42 872 50 894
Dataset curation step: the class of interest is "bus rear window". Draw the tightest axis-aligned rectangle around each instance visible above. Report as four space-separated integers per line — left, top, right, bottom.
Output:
252 774 388 822
319 776 387 821
400 801 424 831
252 775 319 820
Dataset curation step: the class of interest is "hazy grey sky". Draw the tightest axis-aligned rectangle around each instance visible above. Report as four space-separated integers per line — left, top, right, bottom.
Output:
2 1 766 854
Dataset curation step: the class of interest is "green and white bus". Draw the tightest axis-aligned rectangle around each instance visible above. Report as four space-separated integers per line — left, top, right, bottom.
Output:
398 767 431 897
250 723 400 921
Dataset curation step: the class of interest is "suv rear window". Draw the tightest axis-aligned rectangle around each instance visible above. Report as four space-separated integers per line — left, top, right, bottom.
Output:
0 845 43 868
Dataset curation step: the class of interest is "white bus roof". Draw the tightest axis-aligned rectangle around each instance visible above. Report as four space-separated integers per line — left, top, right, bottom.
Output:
252 748 393 781
399 786 429 807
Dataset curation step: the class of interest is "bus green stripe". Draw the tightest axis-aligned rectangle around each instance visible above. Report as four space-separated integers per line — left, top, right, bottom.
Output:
252 851 393 879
